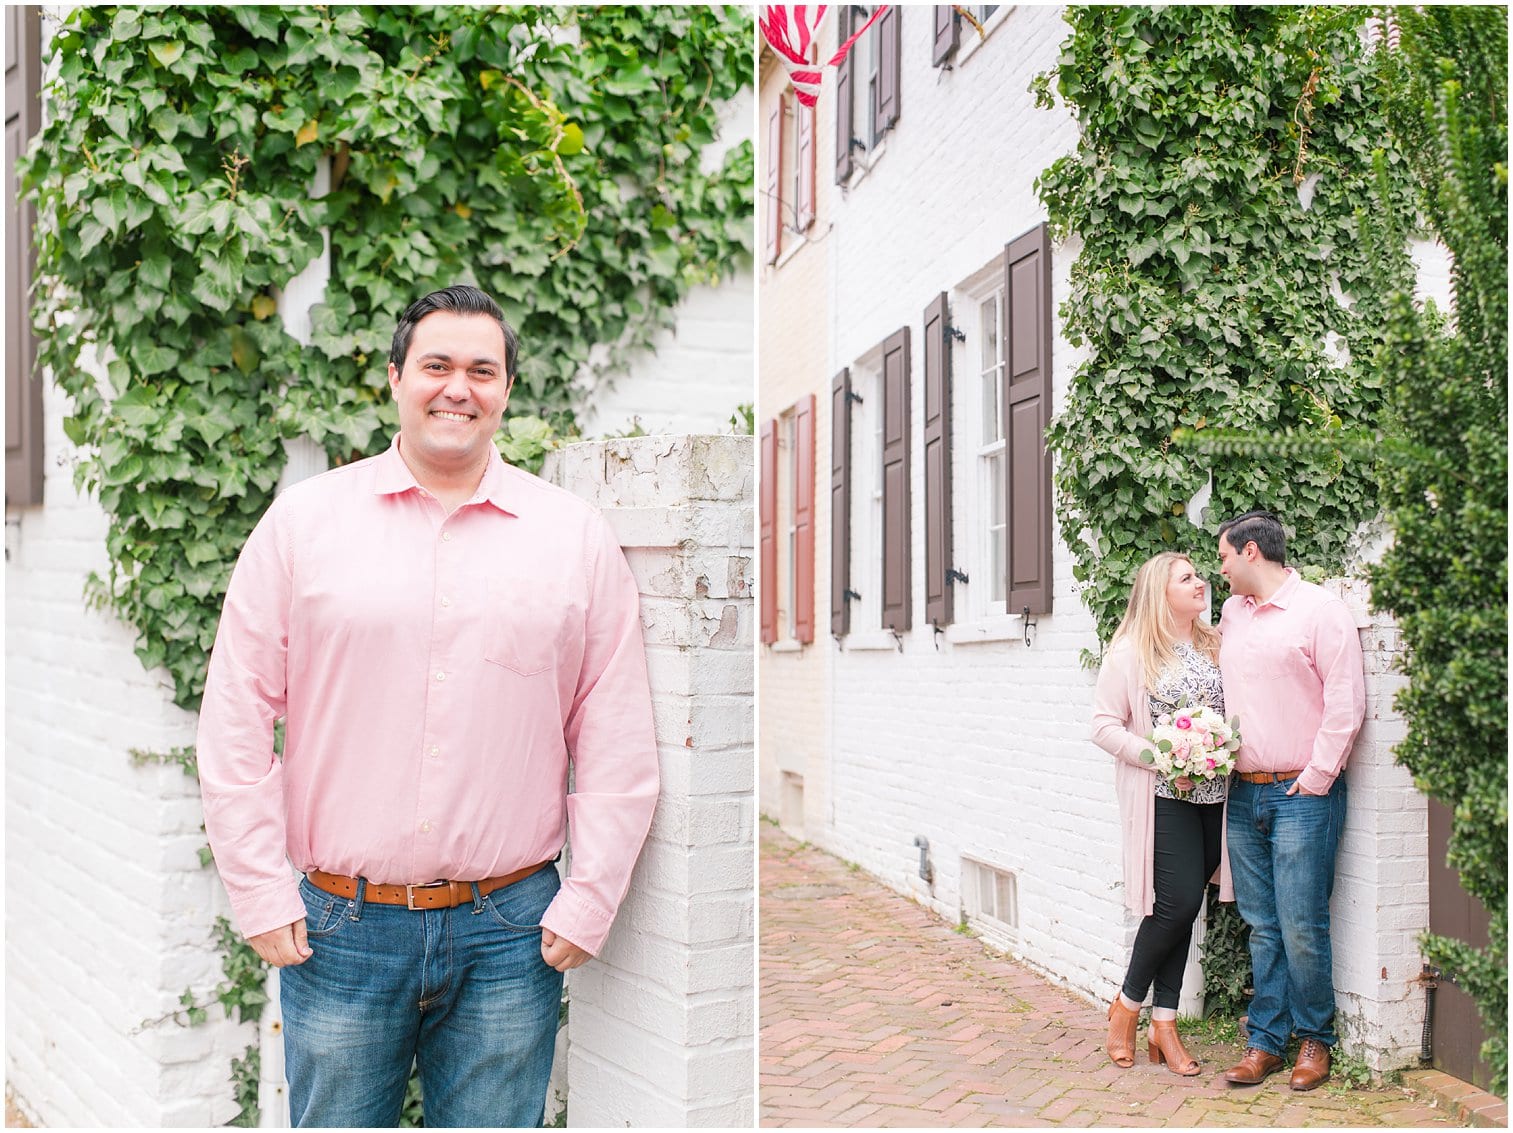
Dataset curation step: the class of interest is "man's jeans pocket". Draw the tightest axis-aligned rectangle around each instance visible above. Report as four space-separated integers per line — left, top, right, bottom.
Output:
482 865 561 932
298 877 354 940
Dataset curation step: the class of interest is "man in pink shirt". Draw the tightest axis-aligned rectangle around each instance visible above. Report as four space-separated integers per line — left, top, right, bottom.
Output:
196 285 659 1127
1215 510 1365 1092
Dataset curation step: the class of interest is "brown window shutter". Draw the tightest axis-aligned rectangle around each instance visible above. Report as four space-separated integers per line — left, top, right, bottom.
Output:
834 6 855 184
881 326 911 632
760 418 778 643
764 104 783 265
796 97 816 231
831 369 852 637
6 5 43 508
793 393 816 642
922 292 953 628
1003 222 1053 615
874 5 901 136
932 6 958 66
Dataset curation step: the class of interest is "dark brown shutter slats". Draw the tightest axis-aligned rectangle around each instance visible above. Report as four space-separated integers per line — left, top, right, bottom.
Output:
1004 223 1053 615
760 418 778 643
764 104 782 265
5 5 43 507
834 5 855 184
796 95 815 231
831 369 852 637
923 292 953 628
881 326 911 633
793 394 816 642
875 5 901 136
932 6 958 66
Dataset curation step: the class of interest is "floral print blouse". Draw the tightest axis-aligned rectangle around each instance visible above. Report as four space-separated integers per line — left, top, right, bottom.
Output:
1148 639 1228 804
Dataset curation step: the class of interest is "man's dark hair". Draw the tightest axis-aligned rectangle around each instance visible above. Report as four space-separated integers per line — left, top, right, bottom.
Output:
389 285 518 378
1217 510 1287 565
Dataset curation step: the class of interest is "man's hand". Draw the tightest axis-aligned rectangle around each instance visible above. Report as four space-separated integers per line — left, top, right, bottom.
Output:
248 920 313 967
1286 779 1324 797
540 929 592 972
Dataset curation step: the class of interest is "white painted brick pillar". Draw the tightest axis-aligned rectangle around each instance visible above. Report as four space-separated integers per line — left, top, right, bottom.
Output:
543 435 755 1128
1326 578 1431 1072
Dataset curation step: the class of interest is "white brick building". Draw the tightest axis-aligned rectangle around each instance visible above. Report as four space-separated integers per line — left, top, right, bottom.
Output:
758 3 1446 1074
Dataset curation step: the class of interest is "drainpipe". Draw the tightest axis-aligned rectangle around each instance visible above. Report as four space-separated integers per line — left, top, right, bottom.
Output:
913 835 933 885
1418 963 1438 1066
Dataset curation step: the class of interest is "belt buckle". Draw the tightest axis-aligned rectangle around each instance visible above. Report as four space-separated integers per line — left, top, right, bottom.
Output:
406 880 448 910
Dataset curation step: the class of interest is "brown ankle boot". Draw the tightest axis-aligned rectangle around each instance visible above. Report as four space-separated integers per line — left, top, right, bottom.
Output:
1147 1018 1200 1076
1106 997 1139 1068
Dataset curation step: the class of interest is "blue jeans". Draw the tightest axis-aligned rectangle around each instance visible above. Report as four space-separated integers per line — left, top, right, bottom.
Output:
280 865 564 1128
1225 776 1347 1056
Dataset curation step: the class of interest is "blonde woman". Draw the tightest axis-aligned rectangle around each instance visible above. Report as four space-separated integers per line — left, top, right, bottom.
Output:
1092 552 1234 1076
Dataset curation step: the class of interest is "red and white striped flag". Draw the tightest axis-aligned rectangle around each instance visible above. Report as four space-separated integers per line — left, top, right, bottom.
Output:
759 5 889 109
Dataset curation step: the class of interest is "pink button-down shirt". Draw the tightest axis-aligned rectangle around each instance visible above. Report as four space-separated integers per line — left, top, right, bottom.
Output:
196 437 659 953
1218 568 1365 796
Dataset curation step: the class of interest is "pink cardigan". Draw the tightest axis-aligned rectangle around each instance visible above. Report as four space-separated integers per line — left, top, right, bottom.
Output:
1091 637 1234 918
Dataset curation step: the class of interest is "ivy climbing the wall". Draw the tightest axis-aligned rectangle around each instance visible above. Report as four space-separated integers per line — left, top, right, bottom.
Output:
22 4 753 713
1032 5 1414 652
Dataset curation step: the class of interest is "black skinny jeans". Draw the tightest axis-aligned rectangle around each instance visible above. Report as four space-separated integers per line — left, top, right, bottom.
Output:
1121 795 1224 1010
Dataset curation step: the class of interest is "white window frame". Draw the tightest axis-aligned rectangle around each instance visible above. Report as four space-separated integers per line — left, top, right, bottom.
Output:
846 349 893 650
956 5 1013 67
945 255 1030 645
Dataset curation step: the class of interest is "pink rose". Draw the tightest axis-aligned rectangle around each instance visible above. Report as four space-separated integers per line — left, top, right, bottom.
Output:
1175 715 1192 730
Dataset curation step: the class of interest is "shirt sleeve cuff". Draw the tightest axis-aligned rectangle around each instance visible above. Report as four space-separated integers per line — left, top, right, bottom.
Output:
1297 765 1336 797
231 877 308 941
540 883 616 957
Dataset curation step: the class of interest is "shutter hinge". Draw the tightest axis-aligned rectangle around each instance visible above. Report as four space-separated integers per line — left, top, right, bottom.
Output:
945 323 966 344
844 588 862 604
946 568 969 586
846 390 864 405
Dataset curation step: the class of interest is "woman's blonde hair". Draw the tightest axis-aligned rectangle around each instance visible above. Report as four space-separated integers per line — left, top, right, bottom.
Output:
1109 551 1221 687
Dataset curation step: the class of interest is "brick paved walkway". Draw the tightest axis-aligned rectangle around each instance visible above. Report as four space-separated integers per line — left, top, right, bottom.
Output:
760 824 1467 1128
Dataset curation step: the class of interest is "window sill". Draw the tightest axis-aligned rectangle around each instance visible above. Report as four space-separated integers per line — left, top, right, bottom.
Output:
955 6 1014 66
774 229 811 269
840 630 899 652
770 639 804 654
843 136 888 189
943 613 1033 645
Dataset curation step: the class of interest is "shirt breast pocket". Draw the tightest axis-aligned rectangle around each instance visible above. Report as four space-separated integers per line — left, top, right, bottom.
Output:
483 576 564 677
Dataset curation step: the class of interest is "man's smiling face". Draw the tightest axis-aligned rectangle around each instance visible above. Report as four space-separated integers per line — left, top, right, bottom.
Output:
388 310 512 479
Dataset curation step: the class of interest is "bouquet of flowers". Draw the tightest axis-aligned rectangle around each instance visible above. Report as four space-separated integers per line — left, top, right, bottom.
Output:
1139 700 1242 796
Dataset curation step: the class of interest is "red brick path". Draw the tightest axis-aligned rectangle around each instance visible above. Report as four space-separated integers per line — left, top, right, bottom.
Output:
760 824 1467 1128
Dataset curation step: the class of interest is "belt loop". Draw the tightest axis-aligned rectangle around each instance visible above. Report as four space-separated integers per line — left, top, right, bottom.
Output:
351 876 367 921
471 881 484 914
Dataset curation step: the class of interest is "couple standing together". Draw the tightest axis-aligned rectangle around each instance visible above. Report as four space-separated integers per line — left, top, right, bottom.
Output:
1093 511 1365 1090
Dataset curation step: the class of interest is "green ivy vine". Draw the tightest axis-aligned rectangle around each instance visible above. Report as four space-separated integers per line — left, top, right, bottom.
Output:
1363 6 1507 1094
1032 5 1415 651
22 4 753 714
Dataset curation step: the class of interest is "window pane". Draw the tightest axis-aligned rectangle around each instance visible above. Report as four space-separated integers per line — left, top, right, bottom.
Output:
989 454 1006 603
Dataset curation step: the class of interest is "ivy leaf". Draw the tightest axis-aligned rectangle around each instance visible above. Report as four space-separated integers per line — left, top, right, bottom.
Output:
251 295 277 321
230 327 260 375
149 41 184 67
295 119 320 148
557 122 585 156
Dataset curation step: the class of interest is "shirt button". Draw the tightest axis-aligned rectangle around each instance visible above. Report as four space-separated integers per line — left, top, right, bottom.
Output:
441 596 452 608
429 746 440 759
441 531 452 542
436 671 446 682
420 819 432 834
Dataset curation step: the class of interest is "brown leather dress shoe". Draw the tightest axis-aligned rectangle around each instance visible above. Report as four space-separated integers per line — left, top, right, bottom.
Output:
1289 1038 1331 1091
1223 1048 1286 1085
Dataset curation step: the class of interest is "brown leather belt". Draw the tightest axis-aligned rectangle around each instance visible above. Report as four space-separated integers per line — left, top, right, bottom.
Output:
1236 769 1302 785
306 860 553 910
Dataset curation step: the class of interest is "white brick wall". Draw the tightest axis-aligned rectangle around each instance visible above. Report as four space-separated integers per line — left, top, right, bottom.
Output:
804 3 1439 1072
545 436 754 1128
5 374 255 1127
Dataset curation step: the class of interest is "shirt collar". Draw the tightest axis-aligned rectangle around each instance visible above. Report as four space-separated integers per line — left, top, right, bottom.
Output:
1245 566 1299 611
372 433 519 516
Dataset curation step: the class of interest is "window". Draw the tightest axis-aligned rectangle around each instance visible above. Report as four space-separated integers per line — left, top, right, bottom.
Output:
782 411 797 639
974 289 1007 616
961 856 1019 945
834 5 900 183
762 396 816 645
845 359 884 633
